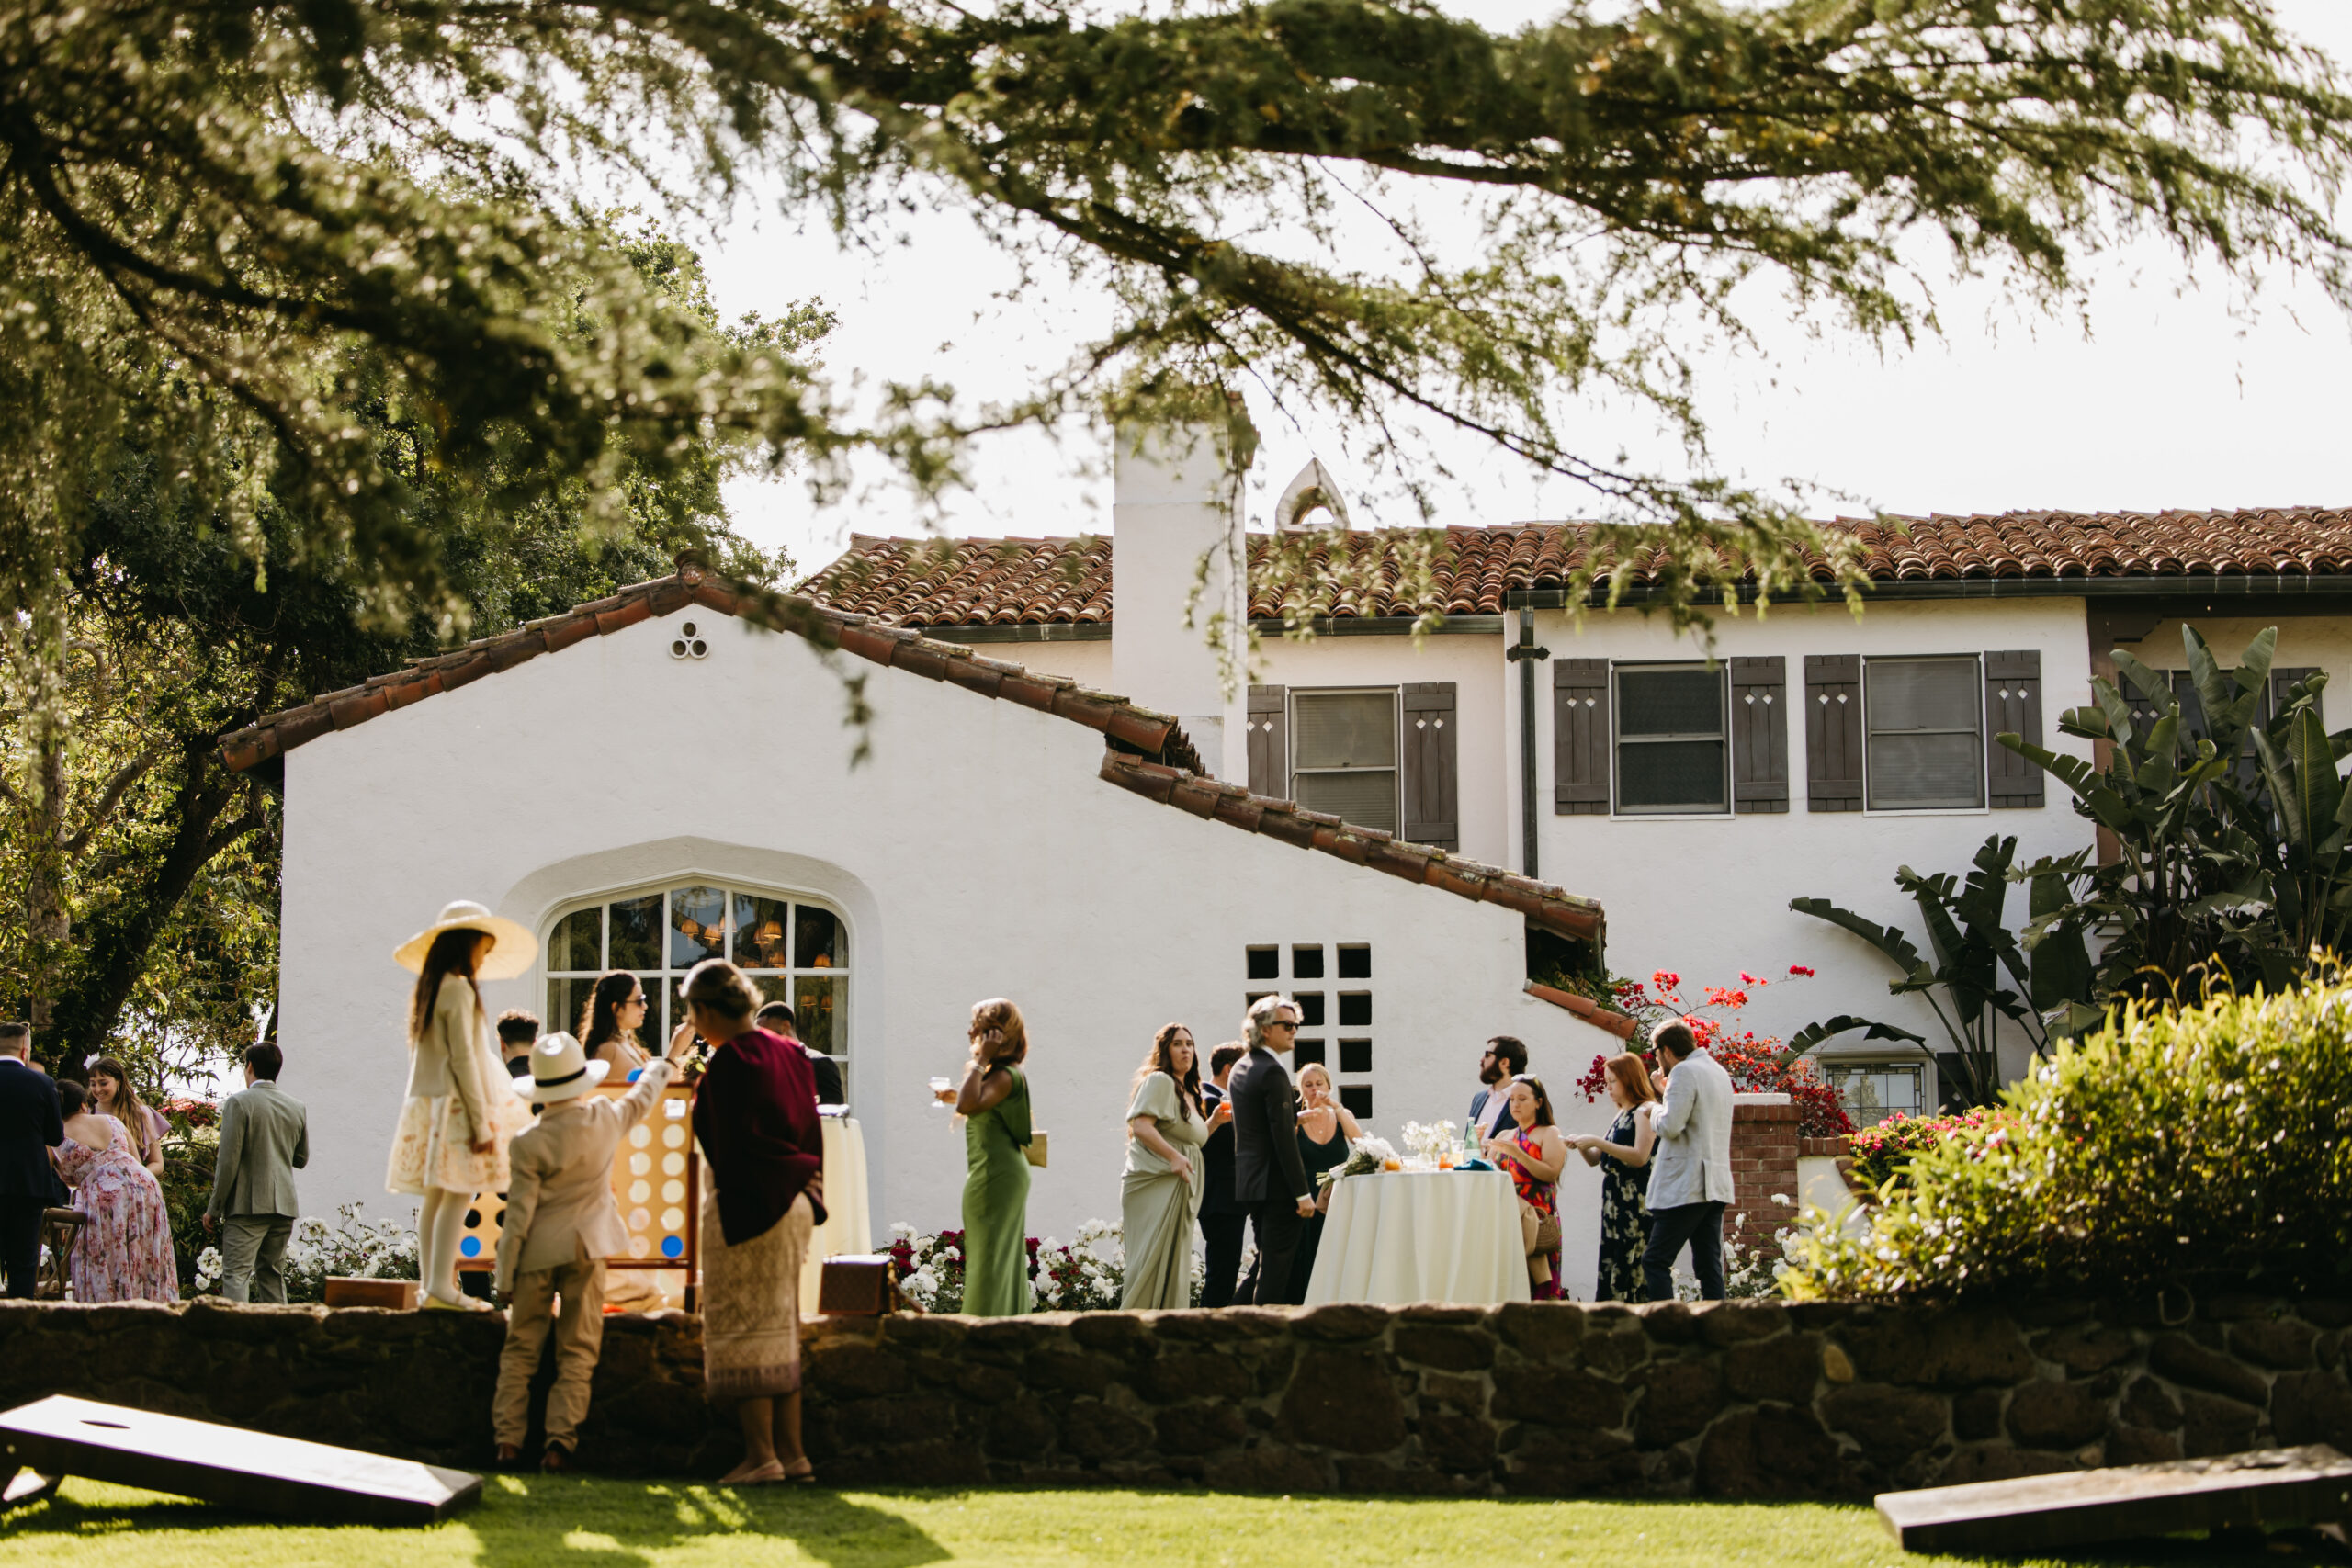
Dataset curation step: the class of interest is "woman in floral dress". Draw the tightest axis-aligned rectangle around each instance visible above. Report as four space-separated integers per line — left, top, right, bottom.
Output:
1571 1052 1660 1302
52 1081 179 1303
1483 1075 1568 1300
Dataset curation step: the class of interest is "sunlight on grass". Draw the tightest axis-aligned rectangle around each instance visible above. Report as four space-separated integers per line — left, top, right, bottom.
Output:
0 1476 2300 1568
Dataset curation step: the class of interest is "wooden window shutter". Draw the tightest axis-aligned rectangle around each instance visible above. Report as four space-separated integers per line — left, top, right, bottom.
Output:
1553 660 1610 815
1730 657 1788 814
1984 650 2043 808
2269 666 2320 724
1401 682 1459 849
1247 685 1287 798
1804 654 1862 812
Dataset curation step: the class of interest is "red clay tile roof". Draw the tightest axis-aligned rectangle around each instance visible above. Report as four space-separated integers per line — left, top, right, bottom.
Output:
803 508 2352 625
218 566 1608 938
1098 754 1603 944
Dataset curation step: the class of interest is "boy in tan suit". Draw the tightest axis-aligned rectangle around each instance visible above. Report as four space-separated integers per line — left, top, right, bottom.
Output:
492 1029 685 1469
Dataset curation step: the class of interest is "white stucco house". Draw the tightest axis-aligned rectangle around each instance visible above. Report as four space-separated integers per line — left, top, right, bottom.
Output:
220 426 2351 1298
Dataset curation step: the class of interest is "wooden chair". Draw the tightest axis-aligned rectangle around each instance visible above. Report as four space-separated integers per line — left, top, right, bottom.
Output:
36 1209 85 1301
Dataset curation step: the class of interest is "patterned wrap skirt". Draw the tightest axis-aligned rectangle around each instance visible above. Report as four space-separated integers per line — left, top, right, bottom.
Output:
384 1092 526 1196
701 1188 815 1400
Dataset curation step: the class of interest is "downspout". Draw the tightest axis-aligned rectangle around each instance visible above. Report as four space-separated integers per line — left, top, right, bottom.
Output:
1504 600 1550 879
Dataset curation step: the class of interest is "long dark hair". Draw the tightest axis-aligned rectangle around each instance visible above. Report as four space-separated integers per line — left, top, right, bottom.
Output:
1133 1023 1203 1119
408 929 486 1041
87 1055 155 1159
1510 1074 1557 1129
579 971 644 1055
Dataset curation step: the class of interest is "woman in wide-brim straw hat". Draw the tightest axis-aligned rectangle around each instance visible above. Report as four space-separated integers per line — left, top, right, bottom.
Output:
388 899 537 1311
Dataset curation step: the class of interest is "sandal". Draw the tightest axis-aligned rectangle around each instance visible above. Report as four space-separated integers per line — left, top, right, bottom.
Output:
718 1459 786 1486
778 1459 815 1485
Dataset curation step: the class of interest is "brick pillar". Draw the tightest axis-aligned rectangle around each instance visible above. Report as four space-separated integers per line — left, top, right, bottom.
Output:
1728 1099 1800 1249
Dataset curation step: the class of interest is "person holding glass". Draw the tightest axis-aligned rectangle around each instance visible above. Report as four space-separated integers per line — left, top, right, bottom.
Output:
1568 1051 1659 1302
1483 1075 1568 1300
1287 1061 1362 1301
952 998 1034 1316
1119 1023 1204 1310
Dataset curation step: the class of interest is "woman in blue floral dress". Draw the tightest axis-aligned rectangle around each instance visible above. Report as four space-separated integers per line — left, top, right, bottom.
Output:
1572 1052 1659 1302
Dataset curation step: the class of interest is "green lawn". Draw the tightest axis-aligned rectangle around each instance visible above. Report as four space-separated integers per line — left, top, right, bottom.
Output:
0 1477 2321 1568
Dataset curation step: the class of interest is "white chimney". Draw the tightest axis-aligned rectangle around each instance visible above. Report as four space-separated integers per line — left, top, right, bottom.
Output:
1111 418 1251 784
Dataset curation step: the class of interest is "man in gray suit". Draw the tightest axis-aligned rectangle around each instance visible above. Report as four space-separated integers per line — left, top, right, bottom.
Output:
203 1043 310 1303
1641 1020 1735 1301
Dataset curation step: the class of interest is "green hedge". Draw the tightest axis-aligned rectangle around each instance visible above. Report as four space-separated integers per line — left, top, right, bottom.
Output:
1784 981 2352 1300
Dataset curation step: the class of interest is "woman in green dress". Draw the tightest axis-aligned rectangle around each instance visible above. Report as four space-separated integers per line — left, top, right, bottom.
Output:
954 998 1034 1316
1119 1023 1206 1309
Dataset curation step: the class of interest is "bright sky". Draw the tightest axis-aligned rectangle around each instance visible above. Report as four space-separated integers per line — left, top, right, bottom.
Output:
702 2 2352 578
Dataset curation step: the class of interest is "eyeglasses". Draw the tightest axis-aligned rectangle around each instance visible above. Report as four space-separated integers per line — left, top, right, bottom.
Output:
1266 1019 1299 1031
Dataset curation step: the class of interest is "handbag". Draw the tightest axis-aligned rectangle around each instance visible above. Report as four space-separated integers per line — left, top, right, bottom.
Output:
1023 1130 1049 1169
1519 1198 1561 1258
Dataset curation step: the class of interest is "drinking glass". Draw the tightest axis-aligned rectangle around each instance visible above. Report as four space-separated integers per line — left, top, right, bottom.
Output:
928 1076 954 1111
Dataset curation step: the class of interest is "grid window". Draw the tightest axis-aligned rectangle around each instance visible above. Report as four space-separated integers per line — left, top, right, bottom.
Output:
1339 1039 1373 1075
545 883 850 1063
1337 944 1372 979
1826 1061 1927 1127
1338 992 1372 1028
1295 993 1326 1027
1866 656 1984 810
1614 664 1729 815
1292 690 1400 833
1295 1039 1328 1067
1292 944 1326 979
1246 947 1281 981
1339 1086 1374 1118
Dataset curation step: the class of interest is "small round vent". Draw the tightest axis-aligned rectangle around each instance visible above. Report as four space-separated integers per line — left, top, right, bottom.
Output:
671 621 710 660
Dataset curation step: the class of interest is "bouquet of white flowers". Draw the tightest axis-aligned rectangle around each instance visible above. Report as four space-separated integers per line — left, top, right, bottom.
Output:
1318 1134 1398 1190
1401 1119 1458 1162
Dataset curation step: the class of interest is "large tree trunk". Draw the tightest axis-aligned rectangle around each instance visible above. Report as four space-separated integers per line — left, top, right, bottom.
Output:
48 738 264 1068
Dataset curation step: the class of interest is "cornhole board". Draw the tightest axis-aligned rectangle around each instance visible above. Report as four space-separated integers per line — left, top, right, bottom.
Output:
1877 1444 2352 1554
0 1396 480 1525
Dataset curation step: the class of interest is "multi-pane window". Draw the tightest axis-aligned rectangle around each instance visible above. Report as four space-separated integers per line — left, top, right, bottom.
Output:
1825 1061 1926 1127
1291 690 1399 834
1241 942 1374 1117
545 883 849 1063
1613 664 1728 815
1866 656 1984 810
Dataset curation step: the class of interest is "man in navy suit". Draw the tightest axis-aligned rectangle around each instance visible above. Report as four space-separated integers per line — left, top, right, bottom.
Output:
0 1021 63 1298
1229 997 1315 1306
1196 1042 1248 1307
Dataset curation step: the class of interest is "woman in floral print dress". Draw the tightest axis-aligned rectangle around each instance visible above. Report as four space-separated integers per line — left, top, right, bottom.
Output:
1571 1052 1660 1303
52 1081 179 1303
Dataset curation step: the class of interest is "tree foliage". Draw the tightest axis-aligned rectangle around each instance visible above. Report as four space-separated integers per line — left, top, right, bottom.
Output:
4 0 2349 630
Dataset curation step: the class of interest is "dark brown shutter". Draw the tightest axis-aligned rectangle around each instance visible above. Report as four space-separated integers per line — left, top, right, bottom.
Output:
1401 682 1459 849
1247 685 1287 798
1730 657 1788 814
1804 654 1862 812
1553 659 1610 815
1985 650 2043 808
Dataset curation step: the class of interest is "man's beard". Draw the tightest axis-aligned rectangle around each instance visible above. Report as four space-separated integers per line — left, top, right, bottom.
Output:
1480 1062 1503 1086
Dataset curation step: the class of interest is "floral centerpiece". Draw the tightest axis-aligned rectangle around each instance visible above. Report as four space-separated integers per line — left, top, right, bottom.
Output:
1399 1120 1458 1163
1317 1134 1398 1191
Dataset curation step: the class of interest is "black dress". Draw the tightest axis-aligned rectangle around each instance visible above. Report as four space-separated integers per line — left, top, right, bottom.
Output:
1287 1116 1352 1300
1595 1107 1652 1303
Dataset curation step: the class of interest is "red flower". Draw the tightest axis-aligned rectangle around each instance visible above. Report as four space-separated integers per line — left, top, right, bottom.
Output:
1788 965 1815 977
1651 970 1680 990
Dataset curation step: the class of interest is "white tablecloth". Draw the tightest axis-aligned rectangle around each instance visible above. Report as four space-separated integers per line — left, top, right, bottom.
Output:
1301 1169 1532 1306
798 1115 873 1316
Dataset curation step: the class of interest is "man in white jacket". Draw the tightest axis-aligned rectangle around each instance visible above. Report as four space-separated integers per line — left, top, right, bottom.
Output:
1642 1020 1735 1301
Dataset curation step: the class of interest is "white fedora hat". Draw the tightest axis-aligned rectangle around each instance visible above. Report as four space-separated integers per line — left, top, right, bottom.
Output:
513 1032 611 1103
393 899 538 981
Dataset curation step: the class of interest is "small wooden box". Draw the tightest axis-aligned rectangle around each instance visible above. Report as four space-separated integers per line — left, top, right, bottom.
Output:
816 1256 898 1316
322 1277 422 1310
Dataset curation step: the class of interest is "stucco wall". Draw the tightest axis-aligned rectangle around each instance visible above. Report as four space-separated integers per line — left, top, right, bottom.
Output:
277 609 1621 1267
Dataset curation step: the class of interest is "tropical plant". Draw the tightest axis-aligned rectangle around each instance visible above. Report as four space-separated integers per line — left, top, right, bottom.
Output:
1782 978 2352 1301
1999 626 2352 1002
1789 834 2092 1110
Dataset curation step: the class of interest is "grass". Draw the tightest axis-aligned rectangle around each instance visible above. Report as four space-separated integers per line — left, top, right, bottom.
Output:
0 1477 2329 1568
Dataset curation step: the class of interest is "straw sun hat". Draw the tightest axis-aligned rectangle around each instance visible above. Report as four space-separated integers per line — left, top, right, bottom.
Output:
392 899 538 981
512 1032 610 1104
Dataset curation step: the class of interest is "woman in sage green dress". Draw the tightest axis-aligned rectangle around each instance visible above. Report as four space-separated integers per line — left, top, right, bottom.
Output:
1119 1024 1206 1309
954 998 1034 1316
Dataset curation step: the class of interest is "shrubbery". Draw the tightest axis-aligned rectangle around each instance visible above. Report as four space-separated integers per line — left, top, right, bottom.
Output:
1843 1108 2012 1190
1784 981 2352 1300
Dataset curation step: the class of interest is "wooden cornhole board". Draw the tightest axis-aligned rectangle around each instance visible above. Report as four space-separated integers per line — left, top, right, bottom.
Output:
1877 1444 2352 1554
0 1396 479 1525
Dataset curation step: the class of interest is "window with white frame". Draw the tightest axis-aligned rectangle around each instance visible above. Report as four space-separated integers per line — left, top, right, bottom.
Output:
1866 656 1984 809
1291 689 1399 834
1613 663 1729 815
544 883 849 1061
1825 1060 1927 1127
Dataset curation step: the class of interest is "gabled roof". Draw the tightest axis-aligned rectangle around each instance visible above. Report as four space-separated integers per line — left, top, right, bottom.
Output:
803 507 2352 626
218 565 1607 943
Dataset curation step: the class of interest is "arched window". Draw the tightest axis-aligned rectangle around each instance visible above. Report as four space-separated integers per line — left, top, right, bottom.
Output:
543 883 849 1061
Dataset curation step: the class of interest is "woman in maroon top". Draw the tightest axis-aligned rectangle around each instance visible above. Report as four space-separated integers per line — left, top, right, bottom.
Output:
683 958 827 1484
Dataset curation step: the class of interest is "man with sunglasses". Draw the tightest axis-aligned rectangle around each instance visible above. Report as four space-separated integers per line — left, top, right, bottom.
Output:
1467 1036 1529 1140
1228 996 1317 1306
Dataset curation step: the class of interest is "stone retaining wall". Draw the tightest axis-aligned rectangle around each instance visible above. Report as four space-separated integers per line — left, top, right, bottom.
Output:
3 1292 2346 1496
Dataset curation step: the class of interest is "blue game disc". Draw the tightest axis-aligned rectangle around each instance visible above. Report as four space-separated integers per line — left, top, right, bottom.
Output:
459 1236 481 1258
662 1235 684 1258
